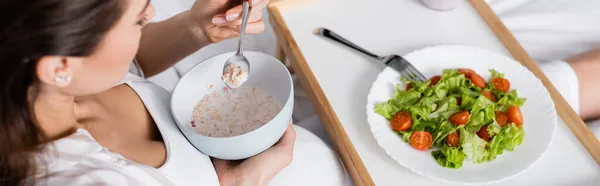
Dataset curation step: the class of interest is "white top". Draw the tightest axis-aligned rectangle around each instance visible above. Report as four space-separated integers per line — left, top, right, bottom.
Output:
33 72 220 186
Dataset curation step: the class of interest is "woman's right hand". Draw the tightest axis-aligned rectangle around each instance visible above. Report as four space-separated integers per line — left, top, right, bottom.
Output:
212 123 296 186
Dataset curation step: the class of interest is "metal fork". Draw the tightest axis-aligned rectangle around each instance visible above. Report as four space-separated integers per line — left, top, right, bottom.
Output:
314 27 427 82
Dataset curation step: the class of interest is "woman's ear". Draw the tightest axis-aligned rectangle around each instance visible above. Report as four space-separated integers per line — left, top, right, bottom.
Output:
36 56 82 88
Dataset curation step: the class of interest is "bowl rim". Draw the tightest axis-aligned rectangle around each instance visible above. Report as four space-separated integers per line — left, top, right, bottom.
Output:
170 51 294 141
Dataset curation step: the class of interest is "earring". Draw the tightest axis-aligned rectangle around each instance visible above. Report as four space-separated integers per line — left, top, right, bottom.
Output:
54 76 72 84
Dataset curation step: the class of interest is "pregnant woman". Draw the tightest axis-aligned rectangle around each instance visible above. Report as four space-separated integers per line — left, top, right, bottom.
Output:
0 0 348 185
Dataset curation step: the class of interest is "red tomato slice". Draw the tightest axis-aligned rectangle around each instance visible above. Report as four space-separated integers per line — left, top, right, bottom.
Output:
492 77 511 93
507 105 523 127
482 90 496 102
495 111 508 126
430 75 441 86
446 131 460 147
477 125 491 141
410 131 433 151
457 68 475 78
450 111 470 126
391 111 412 131
469 73 486 88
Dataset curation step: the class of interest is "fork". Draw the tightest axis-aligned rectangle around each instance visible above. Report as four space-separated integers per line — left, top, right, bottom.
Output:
314 27 427 82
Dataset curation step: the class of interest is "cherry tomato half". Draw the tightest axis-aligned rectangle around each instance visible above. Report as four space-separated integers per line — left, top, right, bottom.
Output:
457 68 475 78
492 77 511 93
507 105 523 127
446 131 460 147
477 125 491 141
410 131 433 151
391 111 412 131
469 73 486 88
429 75 441 86
482 90 496 102
450 111 470 126
495 111 508 126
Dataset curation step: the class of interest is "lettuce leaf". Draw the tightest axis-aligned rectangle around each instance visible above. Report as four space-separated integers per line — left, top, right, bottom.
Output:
432 145 465 168
487 121 502 137
434 82 449 99
428 97 460 120
460 92 477 111
374 102 399 120
496 90 527 112
489 69 504 79
402 77 430 93
465 96 496 133
431 121 460 148
397 131 413 143
487 124 525 160
460 128 489 163
374 86 423 120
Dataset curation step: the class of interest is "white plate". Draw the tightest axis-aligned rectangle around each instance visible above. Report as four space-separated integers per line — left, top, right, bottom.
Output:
365 45 557 185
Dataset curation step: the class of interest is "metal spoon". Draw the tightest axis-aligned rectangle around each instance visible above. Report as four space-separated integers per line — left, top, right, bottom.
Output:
221 0 252 89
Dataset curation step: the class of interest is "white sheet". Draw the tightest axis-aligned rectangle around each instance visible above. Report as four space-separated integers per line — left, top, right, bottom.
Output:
488 0 600 137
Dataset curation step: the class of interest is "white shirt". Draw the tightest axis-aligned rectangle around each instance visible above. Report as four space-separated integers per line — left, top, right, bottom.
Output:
32 72 220 186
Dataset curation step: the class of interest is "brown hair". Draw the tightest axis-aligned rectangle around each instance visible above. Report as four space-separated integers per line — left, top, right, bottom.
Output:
0 0 124 185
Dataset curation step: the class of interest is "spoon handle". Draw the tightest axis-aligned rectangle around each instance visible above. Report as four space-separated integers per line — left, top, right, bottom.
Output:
237 0 252 55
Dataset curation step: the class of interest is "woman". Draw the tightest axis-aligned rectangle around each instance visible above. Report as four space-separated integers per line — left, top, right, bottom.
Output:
0 0 349 185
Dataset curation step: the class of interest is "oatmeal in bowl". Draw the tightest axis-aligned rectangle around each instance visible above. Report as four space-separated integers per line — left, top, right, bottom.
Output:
170 51 293 160
191 87 281 137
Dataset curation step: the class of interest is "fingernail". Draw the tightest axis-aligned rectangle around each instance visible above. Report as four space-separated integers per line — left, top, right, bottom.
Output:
212 16 226 24
226 12 240 21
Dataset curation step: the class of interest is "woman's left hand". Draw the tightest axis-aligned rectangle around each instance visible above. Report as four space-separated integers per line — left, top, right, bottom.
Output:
189 0 269 43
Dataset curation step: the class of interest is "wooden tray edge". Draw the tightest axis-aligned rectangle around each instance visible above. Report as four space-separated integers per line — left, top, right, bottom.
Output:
268 1 376 185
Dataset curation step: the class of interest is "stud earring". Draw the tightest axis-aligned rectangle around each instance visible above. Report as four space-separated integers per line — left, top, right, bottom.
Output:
54 76 71 84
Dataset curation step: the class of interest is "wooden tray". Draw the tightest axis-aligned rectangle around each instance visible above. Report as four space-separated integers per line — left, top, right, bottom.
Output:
267 0 600 185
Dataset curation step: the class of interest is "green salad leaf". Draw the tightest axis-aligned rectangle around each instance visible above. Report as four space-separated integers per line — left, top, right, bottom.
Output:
465 96 496 133
460 128 489 163
397 131 413 143
487 124 525 160
431 121 459 147
496 90 527 112
490 69 504 79
487 121 503 137
432 145 465 168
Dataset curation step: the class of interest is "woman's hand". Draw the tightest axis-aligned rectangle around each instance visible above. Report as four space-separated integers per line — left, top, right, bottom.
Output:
189 0 269 43
212 123 296 186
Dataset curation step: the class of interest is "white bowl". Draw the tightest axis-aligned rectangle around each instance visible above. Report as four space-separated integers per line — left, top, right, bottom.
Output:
171 51 294 160
366 45 557 184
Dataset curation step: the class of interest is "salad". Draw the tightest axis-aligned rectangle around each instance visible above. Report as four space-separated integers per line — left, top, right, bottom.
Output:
374 68 526 168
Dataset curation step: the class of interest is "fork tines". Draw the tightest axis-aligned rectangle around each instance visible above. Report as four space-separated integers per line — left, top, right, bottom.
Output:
385 56 427 82
404 64 427 82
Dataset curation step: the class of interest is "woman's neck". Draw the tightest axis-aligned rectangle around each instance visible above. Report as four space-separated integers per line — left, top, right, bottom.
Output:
33 88 81 140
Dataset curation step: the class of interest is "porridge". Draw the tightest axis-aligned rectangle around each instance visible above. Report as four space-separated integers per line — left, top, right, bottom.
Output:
191 87 281 137
221 64 248 88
